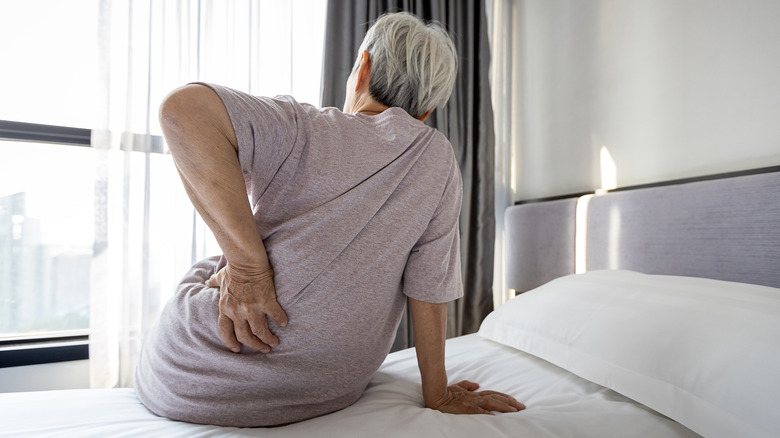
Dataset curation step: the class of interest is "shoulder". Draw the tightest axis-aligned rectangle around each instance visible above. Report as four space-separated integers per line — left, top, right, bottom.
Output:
415 124 461 182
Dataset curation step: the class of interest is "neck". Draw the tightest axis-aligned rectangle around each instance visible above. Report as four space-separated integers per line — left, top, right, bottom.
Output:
348 93 390 116
358 108 385 115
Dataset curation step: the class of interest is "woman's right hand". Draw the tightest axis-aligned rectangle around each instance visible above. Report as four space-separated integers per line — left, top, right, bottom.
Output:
205 263 288 353
428 380 525 415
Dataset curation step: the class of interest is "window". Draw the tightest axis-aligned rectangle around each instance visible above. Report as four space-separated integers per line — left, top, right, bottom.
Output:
1 1 99 339
0 0 327 346
0 140 94 337
0 1 100 129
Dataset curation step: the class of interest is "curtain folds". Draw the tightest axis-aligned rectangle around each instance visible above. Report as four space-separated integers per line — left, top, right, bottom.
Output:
321 0 496 350
488 0 518 309
91 0 216 389
90 0 326 388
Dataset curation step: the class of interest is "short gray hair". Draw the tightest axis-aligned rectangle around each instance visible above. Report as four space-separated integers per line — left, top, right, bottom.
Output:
356 12 458 119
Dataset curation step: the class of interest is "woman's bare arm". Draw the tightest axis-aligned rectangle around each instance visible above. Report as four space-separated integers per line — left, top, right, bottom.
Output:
409 298 525 414
159 84 287 353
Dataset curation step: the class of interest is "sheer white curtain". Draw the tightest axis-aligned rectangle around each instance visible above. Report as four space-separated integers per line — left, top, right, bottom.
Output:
90 0 326 388
489 0 520 308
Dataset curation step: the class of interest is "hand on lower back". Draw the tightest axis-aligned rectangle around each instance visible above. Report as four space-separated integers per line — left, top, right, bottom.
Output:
429 380 525 415
206 263 288 353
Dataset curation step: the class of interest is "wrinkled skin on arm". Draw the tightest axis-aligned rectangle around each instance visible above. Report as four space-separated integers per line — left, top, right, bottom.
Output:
159 84 287 353
409 298 526 415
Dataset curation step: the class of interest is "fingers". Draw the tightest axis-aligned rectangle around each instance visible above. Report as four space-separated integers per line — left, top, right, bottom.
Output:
212 262 288 354
219 294 278 354
470 389 524 408
461 405 495 415
441 382 526 416
246 310 279 349
266 301 289 328
205 266 226 288
478 393 524 413
221 297 274 353
217 314 242 353
455 380 480 391
231 294 285 349
233 319 272 353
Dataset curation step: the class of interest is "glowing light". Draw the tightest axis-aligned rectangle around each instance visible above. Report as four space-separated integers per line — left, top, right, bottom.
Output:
575 194 594 274
599 146 617 193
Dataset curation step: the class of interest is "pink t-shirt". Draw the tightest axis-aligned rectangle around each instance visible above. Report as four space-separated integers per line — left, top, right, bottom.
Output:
134 83 463 427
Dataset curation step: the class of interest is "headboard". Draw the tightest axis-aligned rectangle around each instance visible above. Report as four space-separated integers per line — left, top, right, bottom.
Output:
505 170 780 293
504 198 577 293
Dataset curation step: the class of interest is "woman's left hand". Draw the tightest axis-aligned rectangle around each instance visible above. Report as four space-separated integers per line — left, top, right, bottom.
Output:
206 263 288 353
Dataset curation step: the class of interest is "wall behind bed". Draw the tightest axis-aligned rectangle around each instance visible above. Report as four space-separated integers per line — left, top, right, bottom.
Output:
508 0 780 202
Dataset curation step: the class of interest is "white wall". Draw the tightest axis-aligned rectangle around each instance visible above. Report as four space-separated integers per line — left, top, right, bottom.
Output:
0 360 90 393
513 0 780 201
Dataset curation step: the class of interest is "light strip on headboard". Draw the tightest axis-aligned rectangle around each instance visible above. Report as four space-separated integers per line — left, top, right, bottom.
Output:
574 194 594 274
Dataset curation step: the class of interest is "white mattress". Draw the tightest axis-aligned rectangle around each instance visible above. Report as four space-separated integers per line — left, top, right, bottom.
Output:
0 334 698 438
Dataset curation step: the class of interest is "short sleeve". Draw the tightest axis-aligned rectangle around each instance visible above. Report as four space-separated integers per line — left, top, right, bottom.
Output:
402 156 464 303
196 83 301 203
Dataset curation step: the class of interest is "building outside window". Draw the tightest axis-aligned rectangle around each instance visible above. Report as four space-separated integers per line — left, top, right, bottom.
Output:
0 0 327 348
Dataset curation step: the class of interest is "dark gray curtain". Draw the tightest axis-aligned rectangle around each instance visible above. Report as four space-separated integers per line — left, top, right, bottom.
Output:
320 0 495 351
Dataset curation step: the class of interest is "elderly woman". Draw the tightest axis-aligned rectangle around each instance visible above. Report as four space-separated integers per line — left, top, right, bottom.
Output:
134 12 523 427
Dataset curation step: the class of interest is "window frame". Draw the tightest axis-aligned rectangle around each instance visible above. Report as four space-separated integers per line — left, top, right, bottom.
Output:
0 120 94 366
0 120 92 147
0 331 89 368
1 119 173 365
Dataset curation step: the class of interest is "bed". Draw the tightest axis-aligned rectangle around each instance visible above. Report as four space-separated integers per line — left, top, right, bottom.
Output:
2 169 779 437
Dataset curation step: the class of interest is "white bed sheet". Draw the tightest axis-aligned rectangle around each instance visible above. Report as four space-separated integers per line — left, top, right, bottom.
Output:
0 334 699 438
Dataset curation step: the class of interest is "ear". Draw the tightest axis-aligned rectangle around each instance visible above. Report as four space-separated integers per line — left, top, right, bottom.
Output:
417 108 435 122
354 50 371 91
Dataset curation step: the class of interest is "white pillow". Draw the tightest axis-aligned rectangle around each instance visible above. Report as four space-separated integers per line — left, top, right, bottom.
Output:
478 270 780 438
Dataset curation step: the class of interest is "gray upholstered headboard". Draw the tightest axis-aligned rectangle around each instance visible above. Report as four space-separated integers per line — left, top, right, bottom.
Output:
505 170 780 293
504 198 577 293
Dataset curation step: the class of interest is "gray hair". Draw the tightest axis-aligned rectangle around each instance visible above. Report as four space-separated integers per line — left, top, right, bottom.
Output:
356 12 458 119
